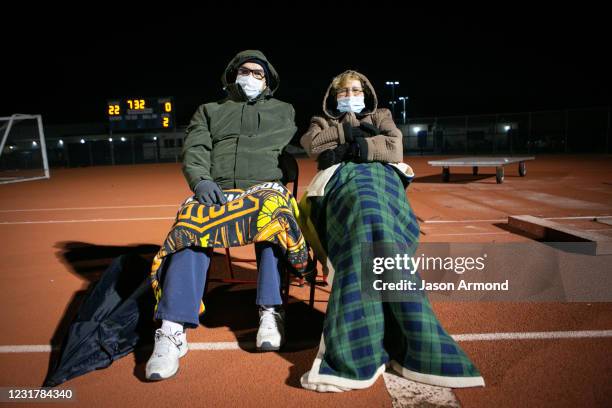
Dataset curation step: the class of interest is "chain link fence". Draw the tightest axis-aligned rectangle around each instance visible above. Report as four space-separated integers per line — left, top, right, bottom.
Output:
398 107 611 155
36 129 186 168
6 107 610 171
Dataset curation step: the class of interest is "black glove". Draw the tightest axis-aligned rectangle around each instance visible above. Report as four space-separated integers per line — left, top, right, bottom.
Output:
343 122 362 142
359 122 381 136
343 122 378 143
340 122 369 162
350 126 368 139
194 180 227 206
316 144 351 170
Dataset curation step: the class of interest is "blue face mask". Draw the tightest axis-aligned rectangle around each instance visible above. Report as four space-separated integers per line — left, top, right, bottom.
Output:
337 96 365 113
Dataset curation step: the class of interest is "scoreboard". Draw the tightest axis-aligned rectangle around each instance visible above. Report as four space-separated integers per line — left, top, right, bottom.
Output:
107 97 175 131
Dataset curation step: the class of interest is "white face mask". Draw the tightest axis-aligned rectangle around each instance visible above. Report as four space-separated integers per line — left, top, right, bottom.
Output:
236 75 265 100
337 95 365 113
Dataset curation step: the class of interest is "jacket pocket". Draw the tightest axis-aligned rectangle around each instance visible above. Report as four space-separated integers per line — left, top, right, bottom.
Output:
210 138 238 183
257 111 291 134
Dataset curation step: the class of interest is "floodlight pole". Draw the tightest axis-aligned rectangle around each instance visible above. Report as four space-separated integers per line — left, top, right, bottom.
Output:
385 81 399 119
398 96 408 124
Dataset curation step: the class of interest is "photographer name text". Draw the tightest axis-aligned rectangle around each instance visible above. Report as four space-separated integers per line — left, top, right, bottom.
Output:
372 279 509 291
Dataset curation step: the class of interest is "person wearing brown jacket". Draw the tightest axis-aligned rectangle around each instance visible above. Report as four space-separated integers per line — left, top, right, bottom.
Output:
297 71 484 392
300 70 403 170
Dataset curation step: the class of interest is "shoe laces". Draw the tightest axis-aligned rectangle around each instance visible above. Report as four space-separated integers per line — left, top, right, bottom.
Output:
259 308 282 330
154 328 184 350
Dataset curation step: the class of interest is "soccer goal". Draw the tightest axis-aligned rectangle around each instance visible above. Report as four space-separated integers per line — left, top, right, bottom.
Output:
0 114 50 184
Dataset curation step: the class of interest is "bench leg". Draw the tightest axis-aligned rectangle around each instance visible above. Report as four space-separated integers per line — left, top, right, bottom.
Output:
496 167 504 183
442 167 450 182
472 166 478 176
519 161 526 177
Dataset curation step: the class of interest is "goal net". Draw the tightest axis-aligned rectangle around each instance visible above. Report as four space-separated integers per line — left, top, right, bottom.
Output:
0 114 50 184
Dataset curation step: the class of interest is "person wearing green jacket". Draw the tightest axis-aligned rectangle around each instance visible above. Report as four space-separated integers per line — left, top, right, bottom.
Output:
146 50 297 381
183 50 297 193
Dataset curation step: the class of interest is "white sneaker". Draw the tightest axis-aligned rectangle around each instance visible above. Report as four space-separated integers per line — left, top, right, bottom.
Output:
145 329 188 381
256 306 285 351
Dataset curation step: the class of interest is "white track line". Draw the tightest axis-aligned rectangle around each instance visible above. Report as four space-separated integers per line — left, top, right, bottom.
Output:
422 215 612 224
0 205 180 213
6 216 609 226
545 215 612 220
0 217 174 225
188 342 243 350
425 232 510 236
452 330 612 341
2 330 611 354
423 219 507 224
0 345 54 353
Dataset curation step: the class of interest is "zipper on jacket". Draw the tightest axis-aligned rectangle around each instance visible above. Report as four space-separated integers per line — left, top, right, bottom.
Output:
232 103 245 189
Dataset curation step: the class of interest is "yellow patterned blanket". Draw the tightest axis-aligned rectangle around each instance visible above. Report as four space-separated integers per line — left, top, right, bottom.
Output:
149 182 309 315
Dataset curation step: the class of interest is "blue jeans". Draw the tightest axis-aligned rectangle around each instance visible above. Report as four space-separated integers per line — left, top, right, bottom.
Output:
155 243 283 328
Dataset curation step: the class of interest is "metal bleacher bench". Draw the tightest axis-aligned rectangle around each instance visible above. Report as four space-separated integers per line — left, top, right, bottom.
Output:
427 156 535 184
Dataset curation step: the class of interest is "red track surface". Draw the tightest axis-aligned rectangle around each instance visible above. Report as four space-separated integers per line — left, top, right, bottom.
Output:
0 155 611 407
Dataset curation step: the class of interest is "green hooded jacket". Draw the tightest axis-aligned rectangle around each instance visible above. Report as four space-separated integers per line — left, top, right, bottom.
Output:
182 50 297 191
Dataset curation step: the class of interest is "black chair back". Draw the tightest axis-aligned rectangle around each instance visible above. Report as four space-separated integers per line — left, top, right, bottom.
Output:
278 151 299 197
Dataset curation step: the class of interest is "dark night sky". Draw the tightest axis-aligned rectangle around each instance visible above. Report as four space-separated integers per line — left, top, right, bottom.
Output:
2 6 610 134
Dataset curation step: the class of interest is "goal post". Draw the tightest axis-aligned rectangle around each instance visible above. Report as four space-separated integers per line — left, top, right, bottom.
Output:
0 114 50 184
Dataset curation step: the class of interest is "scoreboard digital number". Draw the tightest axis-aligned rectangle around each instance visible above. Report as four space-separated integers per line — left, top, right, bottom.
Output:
107 97 174 131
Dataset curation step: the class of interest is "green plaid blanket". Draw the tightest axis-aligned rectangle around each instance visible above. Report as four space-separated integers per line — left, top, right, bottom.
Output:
303 162 484 390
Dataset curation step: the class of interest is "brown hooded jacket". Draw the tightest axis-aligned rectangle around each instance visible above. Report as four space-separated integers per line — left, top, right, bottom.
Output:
300 70 403 163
